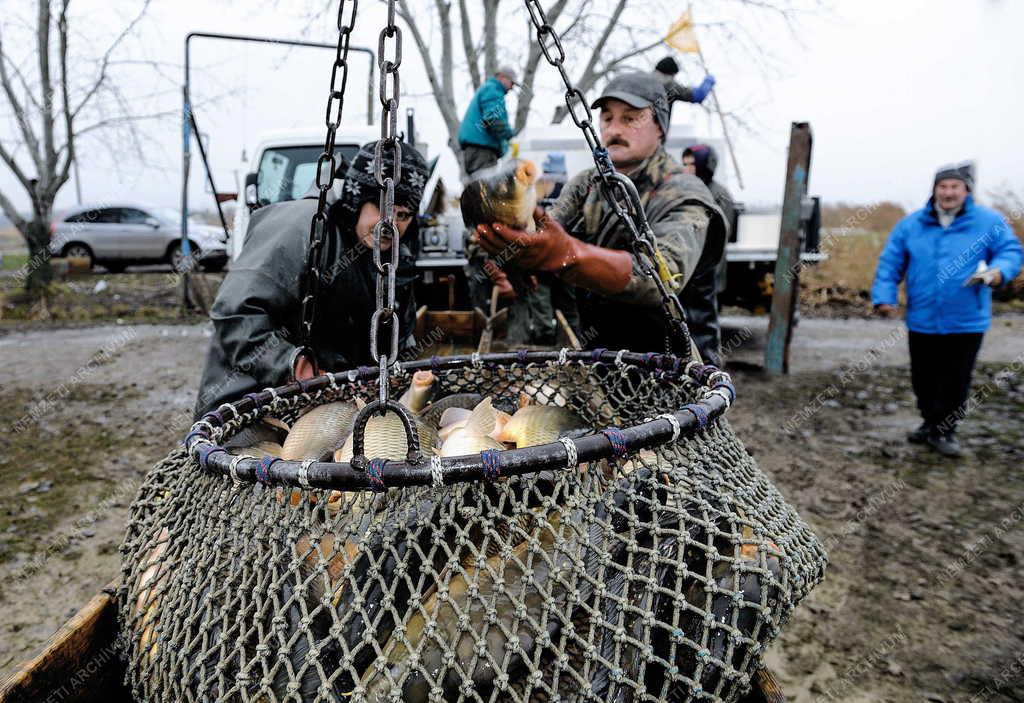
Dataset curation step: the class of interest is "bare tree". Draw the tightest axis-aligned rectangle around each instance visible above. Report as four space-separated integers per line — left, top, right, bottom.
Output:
373 0 816 172
0 0 157 296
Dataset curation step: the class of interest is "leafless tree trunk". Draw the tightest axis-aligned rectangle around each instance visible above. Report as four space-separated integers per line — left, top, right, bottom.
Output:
0 0 153 296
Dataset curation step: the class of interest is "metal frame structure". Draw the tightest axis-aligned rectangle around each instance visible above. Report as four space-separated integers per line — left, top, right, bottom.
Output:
179 32 375 270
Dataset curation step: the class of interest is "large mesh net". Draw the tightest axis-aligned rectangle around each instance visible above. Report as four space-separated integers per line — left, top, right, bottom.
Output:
118 355 826 702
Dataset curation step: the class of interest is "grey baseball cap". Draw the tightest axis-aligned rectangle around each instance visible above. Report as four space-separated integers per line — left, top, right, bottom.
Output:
496 65 519 85
591 71 670 137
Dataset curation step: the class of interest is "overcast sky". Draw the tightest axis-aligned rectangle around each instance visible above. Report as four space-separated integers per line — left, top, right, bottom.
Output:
1 0 1022 217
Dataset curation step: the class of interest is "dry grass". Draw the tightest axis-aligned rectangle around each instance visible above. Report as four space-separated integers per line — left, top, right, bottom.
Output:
0 226 24 254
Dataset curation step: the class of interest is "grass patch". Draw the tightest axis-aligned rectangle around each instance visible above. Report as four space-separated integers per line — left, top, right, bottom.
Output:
0 384 143 563
0 252 28 272
0 272 221 325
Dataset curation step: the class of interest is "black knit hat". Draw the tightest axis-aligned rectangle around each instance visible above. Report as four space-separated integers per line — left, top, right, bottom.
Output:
933 160 975 192
683 143 718 184
338 140 430 214
654 56 680 76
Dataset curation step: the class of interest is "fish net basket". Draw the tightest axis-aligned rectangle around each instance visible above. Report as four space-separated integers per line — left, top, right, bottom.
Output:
118 349 827 702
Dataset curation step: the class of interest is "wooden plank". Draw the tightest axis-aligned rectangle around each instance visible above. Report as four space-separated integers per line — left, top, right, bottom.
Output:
554 309 582 350
765 122 813 374
0 581 132 703
421 310 479 342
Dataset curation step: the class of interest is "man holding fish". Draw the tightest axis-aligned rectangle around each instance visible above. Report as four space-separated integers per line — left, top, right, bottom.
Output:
192 141 431 418
470 72 727 353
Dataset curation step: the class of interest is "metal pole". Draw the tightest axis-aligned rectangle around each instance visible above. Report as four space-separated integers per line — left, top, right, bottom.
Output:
189 110 230 240
181 31 377 309
765 122 813 374
696 46 743 190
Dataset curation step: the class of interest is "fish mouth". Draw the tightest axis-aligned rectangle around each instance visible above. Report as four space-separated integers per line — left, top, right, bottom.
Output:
514 159 539 187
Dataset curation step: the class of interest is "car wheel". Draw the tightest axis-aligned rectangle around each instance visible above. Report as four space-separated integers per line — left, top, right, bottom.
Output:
63 243 94 269
168 241 200 273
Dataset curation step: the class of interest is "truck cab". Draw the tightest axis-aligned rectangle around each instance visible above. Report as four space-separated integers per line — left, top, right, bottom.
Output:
231 127 379 260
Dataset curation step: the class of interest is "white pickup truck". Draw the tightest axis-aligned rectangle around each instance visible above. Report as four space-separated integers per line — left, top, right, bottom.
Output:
230 126 379 261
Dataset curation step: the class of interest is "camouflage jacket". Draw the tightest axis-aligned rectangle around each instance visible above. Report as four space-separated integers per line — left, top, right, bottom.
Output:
548 146 726 308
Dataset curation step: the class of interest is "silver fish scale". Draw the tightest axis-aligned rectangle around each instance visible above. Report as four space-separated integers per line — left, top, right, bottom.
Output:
119 360 826 703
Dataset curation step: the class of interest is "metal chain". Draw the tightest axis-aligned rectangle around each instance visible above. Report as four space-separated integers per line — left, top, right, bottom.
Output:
299 0 360 359
523 0 693 357
369 0 403 409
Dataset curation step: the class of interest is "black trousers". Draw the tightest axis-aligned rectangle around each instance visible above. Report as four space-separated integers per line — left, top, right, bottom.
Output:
908 331 984 433
462 144 500 176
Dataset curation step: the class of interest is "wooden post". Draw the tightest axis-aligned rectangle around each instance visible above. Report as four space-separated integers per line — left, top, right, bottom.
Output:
765 122 813 374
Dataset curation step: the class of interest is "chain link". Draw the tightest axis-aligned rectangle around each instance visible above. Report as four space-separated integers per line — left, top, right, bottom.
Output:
370 0 404 408
299 0 360 360
522 0 693 357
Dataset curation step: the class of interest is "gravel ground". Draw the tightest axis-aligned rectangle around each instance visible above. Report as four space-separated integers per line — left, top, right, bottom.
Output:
1 315 1022 701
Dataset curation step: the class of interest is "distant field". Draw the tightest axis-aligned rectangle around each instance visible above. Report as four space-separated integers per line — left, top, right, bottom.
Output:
0 226 25 254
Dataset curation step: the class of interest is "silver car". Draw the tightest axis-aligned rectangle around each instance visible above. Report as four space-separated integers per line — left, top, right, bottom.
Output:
49 204 229 272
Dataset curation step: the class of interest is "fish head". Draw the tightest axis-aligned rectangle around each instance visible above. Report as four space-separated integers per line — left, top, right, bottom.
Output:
460 158 539 232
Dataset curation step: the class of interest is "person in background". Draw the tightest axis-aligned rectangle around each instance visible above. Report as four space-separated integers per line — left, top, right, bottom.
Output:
680 144 735 365
458 66 519 176
653 56 716 110
871 161 1022 457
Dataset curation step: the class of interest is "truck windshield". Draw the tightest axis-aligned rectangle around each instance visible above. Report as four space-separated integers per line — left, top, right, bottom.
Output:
256 144 361 206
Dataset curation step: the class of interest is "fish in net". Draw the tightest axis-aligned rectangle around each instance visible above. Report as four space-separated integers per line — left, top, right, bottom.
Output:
119 353 827 702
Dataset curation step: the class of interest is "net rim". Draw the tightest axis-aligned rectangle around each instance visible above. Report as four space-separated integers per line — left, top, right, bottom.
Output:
184 349 736 491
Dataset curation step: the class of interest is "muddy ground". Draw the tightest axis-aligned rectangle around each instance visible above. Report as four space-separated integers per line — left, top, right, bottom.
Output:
1 313 1023 702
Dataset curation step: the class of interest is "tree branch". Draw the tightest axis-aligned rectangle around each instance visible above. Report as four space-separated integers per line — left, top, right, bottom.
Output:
70 0 151 120
0 140 32 191
37 0 56 181
482 0 500 77
395 0 461 141
513 0 570 131
550 0 628 124
53 0 73 201
457 0 482 89
0 187 28 233
0 27 44 176
433 0 454 109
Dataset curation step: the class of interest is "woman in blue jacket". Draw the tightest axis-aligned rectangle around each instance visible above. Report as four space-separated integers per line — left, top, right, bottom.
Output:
872 162 1022 457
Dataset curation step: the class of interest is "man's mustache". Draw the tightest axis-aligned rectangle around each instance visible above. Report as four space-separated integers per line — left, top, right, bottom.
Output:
607 138 630 147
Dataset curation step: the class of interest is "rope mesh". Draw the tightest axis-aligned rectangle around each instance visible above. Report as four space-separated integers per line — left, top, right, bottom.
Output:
119 358 827 702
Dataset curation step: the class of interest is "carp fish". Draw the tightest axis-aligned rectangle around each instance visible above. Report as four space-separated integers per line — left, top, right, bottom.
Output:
281 398 365 461
460 159 540 232
334 410 439 462
438 397 509 457
398 370 437 413
498 404 587 448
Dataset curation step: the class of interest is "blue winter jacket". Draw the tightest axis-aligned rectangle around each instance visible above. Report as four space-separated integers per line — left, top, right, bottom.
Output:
871 195 1022 334
458 77 515 156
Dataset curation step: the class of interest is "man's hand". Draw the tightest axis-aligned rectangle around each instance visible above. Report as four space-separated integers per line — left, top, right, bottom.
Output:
875 303 899 318
293 353 317 381
474 207 578 273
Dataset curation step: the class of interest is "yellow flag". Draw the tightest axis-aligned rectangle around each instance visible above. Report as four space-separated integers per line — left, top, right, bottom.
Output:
664 8 700 54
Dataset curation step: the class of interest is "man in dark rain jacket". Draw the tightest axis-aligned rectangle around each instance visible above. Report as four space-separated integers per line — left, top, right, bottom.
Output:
193 141 430 417
680 143 735 365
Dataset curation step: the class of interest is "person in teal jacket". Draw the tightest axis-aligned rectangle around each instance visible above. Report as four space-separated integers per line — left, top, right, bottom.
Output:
871 162 1022 457
458 67 518 175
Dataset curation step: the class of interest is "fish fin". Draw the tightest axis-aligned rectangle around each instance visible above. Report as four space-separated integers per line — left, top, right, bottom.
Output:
462 397 497 437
